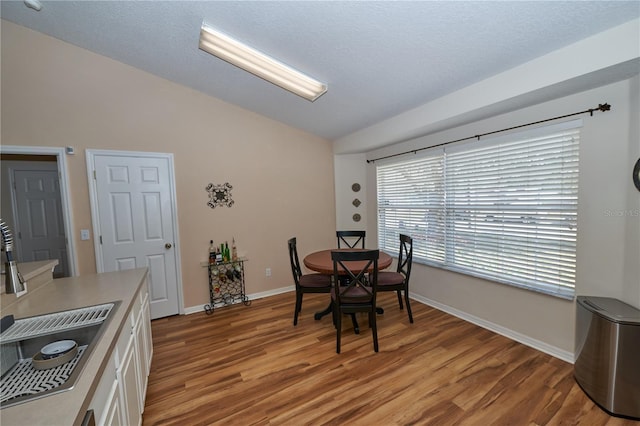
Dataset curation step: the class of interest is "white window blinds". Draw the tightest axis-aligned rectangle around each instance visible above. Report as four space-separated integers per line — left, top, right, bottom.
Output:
378 155 446 264
377 120 580 298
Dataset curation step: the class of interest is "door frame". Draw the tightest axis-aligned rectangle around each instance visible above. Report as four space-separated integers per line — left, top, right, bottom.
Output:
86 149 184 314
0 145 78 277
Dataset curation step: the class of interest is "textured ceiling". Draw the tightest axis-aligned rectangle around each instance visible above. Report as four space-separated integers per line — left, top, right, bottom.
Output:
2 1 639 143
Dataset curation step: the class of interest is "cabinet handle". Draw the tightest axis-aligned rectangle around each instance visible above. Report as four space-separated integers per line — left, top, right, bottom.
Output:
165 243 172 249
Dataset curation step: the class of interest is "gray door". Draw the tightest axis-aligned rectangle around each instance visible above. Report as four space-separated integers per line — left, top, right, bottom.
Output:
12 166 69 278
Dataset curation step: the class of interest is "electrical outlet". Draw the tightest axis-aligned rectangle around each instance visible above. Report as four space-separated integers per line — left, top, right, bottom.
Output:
265 268 271 277
80 229 90 240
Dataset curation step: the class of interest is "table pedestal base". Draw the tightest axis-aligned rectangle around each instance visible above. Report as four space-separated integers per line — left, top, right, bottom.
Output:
314 303 332 320
315 303 384 334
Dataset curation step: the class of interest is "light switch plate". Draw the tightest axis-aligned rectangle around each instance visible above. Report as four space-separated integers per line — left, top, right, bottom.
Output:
80 229 90 240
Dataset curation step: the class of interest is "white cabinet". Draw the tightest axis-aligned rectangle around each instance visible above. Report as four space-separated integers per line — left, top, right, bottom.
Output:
133 284 152 411
133 309 146 411
141 293 153 377
135 290 152 404
89 350 123 426
101 380 124 426
89 283 153 426
119 332 142 426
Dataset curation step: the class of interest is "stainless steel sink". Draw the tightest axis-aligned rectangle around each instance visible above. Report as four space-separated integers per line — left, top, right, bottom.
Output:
0 302 119 408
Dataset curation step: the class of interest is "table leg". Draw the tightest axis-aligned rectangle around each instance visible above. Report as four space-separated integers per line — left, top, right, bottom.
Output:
314 302 332 320
350 314 360 334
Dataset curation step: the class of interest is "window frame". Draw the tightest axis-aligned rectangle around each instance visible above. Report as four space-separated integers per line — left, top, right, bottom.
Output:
376 119 581 299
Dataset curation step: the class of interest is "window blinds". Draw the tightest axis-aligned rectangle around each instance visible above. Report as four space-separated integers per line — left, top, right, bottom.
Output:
378 155 446 264
377 120 580 298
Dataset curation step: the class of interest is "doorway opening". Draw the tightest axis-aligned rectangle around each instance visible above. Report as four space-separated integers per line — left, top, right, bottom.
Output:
0 147 77 278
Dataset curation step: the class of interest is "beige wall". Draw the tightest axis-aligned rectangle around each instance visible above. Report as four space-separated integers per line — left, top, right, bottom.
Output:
1 21 336 310
334 153 367 234
362 77 639 359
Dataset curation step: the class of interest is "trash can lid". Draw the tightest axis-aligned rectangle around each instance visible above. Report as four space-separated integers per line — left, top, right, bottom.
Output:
577 296 640 324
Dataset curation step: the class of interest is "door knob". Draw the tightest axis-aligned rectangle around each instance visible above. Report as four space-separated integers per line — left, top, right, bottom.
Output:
165 243 172 249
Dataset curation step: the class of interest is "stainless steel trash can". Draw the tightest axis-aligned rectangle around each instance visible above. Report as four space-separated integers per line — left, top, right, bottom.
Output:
575 296 640 419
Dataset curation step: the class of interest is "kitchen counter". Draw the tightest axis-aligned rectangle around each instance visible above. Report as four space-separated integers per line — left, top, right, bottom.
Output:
0 267 149 426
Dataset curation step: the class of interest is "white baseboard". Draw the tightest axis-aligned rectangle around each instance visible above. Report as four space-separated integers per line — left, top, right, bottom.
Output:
183 286 573 363
410 293 574 363
183 285 295 315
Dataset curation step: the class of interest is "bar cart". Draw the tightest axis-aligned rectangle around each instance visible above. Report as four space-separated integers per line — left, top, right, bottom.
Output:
204 258 251 315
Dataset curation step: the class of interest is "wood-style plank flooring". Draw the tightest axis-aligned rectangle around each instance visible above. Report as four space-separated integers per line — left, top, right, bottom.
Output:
143 292 638 425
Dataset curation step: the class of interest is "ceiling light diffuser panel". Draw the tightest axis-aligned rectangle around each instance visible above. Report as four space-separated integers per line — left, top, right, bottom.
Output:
199 23 327 102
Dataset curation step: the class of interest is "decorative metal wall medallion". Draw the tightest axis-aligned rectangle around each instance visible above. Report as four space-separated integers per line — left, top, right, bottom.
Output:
206 182 234 208
351 183 361 192
352 198 361 207
352 213 361 222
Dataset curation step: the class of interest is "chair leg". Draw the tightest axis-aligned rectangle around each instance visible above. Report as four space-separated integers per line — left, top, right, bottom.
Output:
293 291 302 326
336 307 342 354
404 290 414 323
370 310 379 352
396 290 403 309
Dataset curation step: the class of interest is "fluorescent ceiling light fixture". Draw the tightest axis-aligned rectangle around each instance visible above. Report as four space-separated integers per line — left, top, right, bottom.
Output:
199 23 327 102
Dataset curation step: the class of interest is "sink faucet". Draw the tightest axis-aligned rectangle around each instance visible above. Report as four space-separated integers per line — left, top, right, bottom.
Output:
1 219 26 295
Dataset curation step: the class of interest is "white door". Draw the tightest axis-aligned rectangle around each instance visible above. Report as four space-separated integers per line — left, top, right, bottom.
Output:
12 166 69 278
90 152 181 319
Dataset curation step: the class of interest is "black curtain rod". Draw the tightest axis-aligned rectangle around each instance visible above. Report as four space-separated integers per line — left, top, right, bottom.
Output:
366 102 611 164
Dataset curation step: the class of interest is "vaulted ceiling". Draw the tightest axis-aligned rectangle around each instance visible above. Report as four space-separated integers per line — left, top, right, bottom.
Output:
2 1 639 146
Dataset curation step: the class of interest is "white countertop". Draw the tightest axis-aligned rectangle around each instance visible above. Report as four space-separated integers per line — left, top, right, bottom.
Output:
1 267 148 426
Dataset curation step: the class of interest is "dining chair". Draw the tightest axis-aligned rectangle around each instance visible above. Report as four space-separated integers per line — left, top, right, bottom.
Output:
336 230 366 249
331 249 380 353
288 237 332 325
377 234 414 323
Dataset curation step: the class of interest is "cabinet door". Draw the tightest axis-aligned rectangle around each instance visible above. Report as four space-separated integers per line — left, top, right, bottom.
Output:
141 294 153 374
133 311 146 410
118 335 142 426
90 350 120 426
99 381 123 426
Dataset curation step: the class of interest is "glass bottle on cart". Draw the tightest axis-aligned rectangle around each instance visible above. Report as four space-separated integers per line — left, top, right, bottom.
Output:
204 242 251 315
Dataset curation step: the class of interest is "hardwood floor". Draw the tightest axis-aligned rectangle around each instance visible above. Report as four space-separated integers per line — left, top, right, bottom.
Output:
143 292 637 425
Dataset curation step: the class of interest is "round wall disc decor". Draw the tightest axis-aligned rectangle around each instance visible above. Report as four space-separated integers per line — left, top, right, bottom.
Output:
352 213 361 222
351 183 361 192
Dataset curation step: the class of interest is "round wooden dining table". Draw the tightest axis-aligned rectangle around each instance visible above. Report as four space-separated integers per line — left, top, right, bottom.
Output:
303 248 393 275
303 248 393 332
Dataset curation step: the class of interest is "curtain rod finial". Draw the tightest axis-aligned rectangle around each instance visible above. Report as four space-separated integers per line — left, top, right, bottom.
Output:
599 103 611 112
